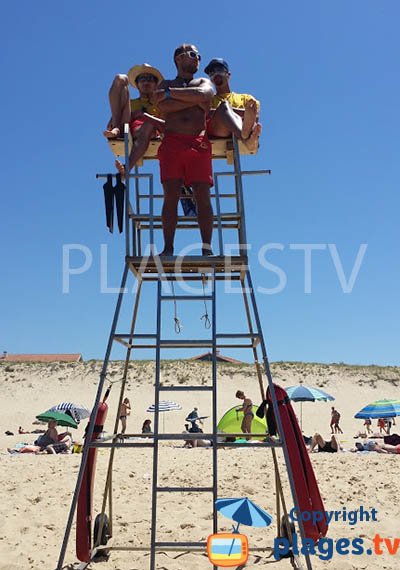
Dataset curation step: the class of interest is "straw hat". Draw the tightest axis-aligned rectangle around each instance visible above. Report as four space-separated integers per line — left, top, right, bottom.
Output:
127 63 163 87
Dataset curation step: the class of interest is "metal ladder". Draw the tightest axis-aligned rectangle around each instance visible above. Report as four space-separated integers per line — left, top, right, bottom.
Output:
149 270 218 567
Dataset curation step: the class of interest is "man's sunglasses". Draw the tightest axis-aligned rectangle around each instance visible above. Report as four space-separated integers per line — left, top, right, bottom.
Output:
176 50 201 61
136 74 158 82
208 68 228 77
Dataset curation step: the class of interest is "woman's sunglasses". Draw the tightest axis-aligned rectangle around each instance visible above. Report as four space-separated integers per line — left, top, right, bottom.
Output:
136 74 158 82
176 50 201 61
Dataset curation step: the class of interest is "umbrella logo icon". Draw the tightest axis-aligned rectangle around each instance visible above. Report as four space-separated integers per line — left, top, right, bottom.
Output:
207 498 273 567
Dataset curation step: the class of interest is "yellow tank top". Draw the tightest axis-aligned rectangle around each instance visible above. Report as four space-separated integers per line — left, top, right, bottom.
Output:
211 92 260 112
130 97 160 118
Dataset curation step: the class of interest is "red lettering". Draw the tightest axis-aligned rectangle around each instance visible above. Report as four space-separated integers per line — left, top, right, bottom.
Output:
384 538 400 555
373 534 383 555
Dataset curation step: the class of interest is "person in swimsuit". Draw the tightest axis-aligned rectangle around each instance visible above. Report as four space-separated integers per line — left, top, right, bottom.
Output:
330 407 343 434
308 433 342 453
352 440 400 454
105 63 166 174
364 418 373 434
8 420 59 454
119 397 131 434
204 58 262 152
235 390 254 435
377 418 387 434
149 43 214 256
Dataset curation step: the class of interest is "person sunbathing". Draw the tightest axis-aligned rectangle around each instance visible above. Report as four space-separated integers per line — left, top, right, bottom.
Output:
41 434 73 454
352 440 400 454
308 433 342 453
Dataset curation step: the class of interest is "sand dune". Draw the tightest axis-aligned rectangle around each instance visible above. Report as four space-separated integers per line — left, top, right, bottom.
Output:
1 361 399 569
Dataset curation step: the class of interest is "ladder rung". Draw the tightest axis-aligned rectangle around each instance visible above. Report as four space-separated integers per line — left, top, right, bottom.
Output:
159 340 212 347
160 295 213 301
89 442 154 448
159 385 213 391
156 486 213 492
155 541 206 548
113 333 157 339
216 332 260 338
218 441 283 447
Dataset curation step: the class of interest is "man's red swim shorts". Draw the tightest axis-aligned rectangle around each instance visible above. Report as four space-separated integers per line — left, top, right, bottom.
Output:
129 118 145 134
158 132 213 186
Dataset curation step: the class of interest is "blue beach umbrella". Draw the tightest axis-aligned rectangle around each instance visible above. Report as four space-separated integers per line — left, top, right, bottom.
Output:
216 498 272 529
355 399 400 419
286 384 335 429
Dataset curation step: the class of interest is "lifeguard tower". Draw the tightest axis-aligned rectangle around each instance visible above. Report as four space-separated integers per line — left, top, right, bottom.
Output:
56 127 322 570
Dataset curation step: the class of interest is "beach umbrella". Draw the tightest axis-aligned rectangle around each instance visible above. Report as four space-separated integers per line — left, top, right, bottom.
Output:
355 399 400 419
36 410 78 428
49 402 90 424
146 400 182 431
216 497 273 529
286 385 335 430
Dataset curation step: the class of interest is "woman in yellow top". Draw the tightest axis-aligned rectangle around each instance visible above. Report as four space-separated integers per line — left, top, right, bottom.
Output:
204 58 262 151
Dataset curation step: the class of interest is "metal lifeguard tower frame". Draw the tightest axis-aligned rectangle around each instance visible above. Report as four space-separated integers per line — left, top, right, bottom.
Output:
56 128 313 570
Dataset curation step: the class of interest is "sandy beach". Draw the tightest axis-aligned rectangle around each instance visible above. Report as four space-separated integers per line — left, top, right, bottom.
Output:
1 360 399 570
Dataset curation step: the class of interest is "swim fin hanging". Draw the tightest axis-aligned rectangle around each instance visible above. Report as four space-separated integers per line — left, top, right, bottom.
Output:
103 174 125 234
103 174 114 233
114 173 125 233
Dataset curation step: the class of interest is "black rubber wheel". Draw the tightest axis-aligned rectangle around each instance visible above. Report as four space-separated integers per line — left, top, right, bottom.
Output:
93 513 111 547
280 514 296 544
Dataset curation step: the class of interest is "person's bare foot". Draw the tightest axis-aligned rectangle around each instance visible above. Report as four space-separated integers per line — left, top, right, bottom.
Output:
103 127 121 139
241 99 258 140
115 160 126 179
243 123 262 152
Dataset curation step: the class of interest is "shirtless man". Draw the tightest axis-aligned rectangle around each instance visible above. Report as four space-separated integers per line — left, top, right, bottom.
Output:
204 58 262 152
150 44 214 256
104 63 164 170
236 390 254 435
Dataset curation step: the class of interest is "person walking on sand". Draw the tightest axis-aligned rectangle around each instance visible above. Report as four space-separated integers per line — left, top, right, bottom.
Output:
377 418 387 434
119 397 131 434
236 390 254 435
364 418 373 435
330 407 343 434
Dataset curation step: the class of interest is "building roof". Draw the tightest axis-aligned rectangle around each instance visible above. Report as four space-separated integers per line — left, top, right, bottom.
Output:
0 353 83 363
189 351 243 364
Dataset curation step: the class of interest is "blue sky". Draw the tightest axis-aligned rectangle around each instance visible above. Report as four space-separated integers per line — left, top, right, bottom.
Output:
1 0 399 365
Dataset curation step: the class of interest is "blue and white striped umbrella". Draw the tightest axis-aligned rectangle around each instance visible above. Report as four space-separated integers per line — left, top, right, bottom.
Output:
216 498 272 528
49 402 90 424
355 399 400 419
286 385 334 402
146 400 182 413
285 385 334 430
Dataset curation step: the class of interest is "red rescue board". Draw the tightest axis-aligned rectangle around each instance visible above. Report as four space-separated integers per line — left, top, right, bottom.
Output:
76 401 108 562
267 385 328 542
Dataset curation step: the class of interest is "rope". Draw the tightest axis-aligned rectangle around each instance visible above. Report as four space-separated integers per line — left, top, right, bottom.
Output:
171 280 182 333
200 273 211 329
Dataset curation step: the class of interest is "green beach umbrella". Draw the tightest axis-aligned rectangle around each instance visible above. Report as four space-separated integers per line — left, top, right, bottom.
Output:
36 410 78 428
